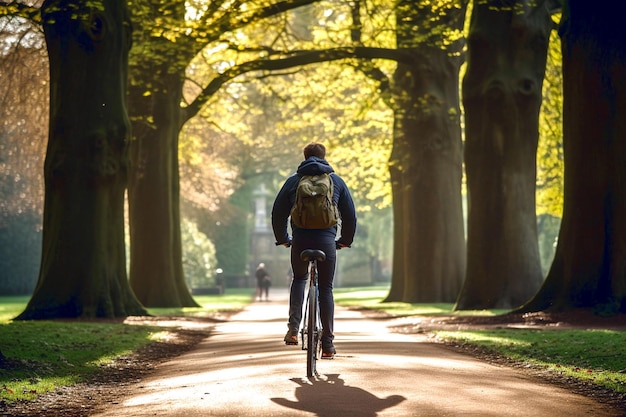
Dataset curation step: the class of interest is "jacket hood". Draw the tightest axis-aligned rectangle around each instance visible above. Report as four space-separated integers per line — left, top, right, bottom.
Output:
296 156 335 176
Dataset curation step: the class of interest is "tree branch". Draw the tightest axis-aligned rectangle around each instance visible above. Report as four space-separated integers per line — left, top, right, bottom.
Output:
185 0 321 65
182 46 409 123
204 0 320 45
347 0 392 103
232 0 320 30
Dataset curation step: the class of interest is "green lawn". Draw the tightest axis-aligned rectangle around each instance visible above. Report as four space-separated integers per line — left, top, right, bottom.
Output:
436 328 626 393
0 319 162 402
0 289 254 403
145 288 254 316
334 286 626 395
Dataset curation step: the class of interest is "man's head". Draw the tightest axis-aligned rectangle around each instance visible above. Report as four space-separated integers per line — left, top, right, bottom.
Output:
303 142 326 159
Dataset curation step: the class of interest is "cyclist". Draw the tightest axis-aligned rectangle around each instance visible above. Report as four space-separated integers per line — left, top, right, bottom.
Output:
271 142 357 359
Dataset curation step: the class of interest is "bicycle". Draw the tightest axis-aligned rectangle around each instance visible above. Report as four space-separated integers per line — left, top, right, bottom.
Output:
300 248 325 378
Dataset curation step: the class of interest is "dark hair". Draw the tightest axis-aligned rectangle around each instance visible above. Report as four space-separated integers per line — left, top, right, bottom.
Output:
303 142 326 159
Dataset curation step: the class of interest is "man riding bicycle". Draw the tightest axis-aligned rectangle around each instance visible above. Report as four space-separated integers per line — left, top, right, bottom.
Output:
271 142 357 359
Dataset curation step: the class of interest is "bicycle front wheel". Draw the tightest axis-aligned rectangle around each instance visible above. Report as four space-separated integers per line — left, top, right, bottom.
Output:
306 284 318 377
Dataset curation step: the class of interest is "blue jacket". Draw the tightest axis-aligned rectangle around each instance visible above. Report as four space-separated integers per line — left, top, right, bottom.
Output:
271 157 357 246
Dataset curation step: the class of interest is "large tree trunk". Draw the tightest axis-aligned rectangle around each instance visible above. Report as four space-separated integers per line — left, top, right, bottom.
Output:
126 1 198 308
386 0 467 303
16 0 147 319
385 122 408 302
521 1 626 314
455 0 554 310
128 71 198 308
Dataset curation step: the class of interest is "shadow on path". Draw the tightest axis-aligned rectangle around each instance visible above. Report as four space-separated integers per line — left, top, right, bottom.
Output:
271 373 406 417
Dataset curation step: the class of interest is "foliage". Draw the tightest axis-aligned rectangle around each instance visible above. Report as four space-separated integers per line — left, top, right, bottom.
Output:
179 0 396 208
185 46 396 274
181 217 218 290
205 184 253 278
292 65 393 209
437 329 626 394
359 207 393 268
178 115 242 212
536 21 564 218
183 36 397 276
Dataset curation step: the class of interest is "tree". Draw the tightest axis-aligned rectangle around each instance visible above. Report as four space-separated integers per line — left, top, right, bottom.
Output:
126 0 323 307
521 1 626 314
385 0 468 303
455 0 558 310
16 0 146 319
125 1 192 307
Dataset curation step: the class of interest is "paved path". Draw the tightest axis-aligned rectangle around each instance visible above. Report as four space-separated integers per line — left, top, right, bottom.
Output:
92 289 621 417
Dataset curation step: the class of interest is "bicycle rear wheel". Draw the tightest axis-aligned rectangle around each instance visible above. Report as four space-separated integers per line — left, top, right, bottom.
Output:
306 284 319 377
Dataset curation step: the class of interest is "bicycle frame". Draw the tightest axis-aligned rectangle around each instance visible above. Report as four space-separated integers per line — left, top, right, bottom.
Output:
299 249 325 378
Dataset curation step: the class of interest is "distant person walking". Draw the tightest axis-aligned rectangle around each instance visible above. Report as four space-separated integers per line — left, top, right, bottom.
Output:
255 263 271 301
272 142 357 358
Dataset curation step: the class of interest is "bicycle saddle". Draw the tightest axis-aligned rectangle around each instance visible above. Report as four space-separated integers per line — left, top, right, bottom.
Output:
300 249 326 262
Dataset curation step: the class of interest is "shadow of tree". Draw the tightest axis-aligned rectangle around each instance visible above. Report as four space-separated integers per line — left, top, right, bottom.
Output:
271 373 406 417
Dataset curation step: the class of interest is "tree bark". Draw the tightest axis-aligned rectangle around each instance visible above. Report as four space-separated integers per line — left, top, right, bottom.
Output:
386 0 467 303
16 0 147 319
455 0 554 310
125 0 198 308
128 69 199 308
521 1 626 314
384 121 408 302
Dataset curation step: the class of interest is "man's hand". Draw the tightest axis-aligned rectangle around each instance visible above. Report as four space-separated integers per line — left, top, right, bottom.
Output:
336 241 350 249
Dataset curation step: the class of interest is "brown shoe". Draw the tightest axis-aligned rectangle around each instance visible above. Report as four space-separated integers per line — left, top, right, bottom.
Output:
321 346 336 359
284 329 298 345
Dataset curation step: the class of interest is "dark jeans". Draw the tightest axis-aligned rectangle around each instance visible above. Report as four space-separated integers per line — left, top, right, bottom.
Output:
288 236 337 348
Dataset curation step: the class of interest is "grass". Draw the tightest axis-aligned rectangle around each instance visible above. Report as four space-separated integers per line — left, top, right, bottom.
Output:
0 288 254 403
334 286 454 315
0 296 31 322
334 285 626 395
146 288 254 316
436 329 626 393
334 286 508 316
0 320 162 402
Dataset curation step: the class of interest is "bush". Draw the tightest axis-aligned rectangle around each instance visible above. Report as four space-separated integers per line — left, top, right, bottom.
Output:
181 218 218 290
